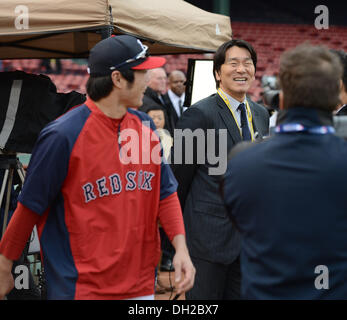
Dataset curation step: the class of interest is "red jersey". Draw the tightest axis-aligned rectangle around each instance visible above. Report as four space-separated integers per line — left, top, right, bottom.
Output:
17 99 181 299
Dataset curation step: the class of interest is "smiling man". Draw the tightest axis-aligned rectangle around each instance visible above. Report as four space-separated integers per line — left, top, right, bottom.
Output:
222 44 347 299
171 39 269 300
0 35 195 300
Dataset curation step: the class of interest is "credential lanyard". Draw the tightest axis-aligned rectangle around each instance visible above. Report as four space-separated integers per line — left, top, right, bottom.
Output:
275 123 335 134
217 89 255 141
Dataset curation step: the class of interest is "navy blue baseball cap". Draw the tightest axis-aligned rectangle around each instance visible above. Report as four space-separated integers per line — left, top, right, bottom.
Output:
87 35 166 76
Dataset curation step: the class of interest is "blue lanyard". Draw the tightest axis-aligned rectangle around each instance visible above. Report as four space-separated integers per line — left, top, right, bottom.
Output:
275 123 335 135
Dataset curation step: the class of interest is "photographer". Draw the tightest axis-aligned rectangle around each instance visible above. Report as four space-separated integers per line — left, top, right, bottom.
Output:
332 50 347 115
260 75 280 130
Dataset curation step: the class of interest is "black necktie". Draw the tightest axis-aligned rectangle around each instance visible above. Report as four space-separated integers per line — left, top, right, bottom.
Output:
238 103 252 141
178 99 183 117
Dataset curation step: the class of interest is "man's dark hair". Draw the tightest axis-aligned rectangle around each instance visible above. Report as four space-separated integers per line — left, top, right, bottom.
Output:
213 39 257 89
280 43 342 111
331 49 347 90
86 68 135 101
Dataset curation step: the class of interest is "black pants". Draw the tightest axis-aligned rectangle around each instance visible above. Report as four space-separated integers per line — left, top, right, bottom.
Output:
159 227 175 263
186 256 241 300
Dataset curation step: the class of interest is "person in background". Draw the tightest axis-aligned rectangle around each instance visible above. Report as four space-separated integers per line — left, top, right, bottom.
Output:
140 67 168 111
162 70 187 131
147 105 173 161
139 68 176 136
332 50 347 115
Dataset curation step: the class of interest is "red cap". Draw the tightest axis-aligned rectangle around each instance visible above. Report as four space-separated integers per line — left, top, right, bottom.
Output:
132 56 166 70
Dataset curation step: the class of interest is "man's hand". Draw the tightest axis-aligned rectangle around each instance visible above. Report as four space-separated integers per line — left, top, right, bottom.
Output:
0 254 14 300
171 235 195 295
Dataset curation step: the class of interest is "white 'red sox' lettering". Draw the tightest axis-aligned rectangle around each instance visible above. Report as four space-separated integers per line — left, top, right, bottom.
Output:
82 171 155 203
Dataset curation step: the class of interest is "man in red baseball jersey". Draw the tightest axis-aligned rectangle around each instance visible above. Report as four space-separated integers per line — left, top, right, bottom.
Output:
0 35 195 300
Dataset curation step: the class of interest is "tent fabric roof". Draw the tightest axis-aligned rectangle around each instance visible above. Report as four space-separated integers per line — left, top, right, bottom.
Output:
111 0 232 54
0 0 110 59
0 0 109 36
0 0 231 59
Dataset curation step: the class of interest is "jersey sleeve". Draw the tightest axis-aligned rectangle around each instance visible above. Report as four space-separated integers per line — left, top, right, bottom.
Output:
160 160 178 200
0 203 40 261
18 122 71 215
158 192 185 241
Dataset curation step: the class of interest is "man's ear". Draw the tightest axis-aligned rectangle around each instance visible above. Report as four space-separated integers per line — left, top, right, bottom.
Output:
342 81 347 95
340 81 347 106
279 91 284 110
215 70 221 82
111 70 122 89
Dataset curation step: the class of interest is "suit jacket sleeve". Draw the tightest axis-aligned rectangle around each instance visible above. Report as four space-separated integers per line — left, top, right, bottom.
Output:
170 106 207 211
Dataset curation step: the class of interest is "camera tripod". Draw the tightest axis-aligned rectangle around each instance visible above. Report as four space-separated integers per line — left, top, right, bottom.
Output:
0 152 44 299
0 152 25 238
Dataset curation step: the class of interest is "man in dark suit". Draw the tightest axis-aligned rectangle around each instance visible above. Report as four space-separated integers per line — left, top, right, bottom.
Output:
171 39 269 299
222 44 347 299
332 50 347 115
162 70 187 131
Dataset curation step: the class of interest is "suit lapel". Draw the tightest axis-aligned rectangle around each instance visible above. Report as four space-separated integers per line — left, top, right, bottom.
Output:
248 99 264 139
171 104 179 122
216 94 242 144
163 94 179 122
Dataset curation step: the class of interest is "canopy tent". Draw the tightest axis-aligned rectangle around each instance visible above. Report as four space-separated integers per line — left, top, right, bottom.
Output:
0 0 231 59
0 0 112 59
111 0 232 54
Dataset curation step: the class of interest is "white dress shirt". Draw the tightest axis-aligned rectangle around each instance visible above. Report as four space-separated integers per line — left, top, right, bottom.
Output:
222 91 248 128
167 89 186 117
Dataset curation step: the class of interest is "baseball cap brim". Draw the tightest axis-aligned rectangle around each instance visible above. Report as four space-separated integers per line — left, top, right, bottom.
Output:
132 56 166 70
